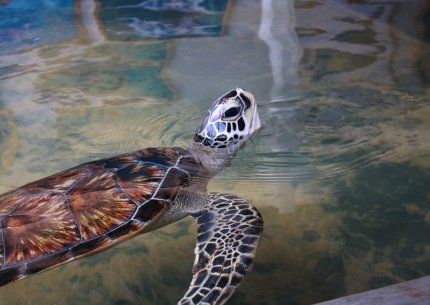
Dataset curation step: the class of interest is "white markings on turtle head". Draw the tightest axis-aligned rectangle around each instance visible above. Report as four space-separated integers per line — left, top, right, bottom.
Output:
194 88 261 149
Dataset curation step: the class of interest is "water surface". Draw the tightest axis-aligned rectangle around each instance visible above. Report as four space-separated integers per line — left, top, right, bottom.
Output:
0 0 429 304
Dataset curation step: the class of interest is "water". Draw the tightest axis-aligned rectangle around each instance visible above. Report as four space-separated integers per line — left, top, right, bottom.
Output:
0 0 429 304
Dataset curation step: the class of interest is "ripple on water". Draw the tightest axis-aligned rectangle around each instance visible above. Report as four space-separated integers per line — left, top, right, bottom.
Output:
230 86 430 186
0 107 19 173
74 103 204 157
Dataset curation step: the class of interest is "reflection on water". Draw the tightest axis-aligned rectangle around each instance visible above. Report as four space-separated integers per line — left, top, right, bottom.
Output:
0 0 430 304
100 0 231 39
0 0 77 55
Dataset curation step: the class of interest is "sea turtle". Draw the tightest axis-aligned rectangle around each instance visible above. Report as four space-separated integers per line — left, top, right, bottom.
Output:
0 88 263 305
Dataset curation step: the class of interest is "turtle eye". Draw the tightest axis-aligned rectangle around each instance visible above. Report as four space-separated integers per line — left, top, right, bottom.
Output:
223 106 241 120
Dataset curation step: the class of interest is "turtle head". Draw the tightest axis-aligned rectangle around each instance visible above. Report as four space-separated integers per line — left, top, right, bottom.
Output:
194 88 261 151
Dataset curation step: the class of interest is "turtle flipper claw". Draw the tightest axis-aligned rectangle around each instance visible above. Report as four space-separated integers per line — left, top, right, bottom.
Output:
179 193 263 305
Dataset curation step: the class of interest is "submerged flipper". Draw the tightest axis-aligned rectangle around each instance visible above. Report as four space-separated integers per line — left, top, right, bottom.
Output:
179 193 263 305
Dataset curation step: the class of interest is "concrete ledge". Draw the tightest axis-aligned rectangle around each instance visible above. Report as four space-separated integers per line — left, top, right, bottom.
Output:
314 276 430 305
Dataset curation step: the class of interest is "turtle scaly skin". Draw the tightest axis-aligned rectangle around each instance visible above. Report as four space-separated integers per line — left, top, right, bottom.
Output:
0 88 263 305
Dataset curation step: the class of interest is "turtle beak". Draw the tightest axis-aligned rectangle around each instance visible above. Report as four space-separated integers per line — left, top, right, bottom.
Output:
250 102 261 134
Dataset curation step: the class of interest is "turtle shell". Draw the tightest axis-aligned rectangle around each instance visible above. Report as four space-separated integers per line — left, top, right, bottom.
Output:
0 147 203 286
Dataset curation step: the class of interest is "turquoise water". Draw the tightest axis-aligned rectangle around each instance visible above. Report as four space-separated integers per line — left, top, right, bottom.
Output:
0 0 429 304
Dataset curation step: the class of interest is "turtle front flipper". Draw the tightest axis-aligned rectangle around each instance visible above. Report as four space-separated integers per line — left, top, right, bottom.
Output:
179 193 263 305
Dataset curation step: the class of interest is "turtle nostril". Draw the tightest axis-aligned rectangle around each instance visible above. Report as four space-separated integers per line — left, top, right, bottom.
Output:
240 93 251 108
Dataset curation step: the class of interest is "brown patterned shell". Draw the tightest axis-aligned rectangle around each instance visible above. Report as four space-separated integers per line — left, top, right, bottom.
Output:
0 147 203 286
